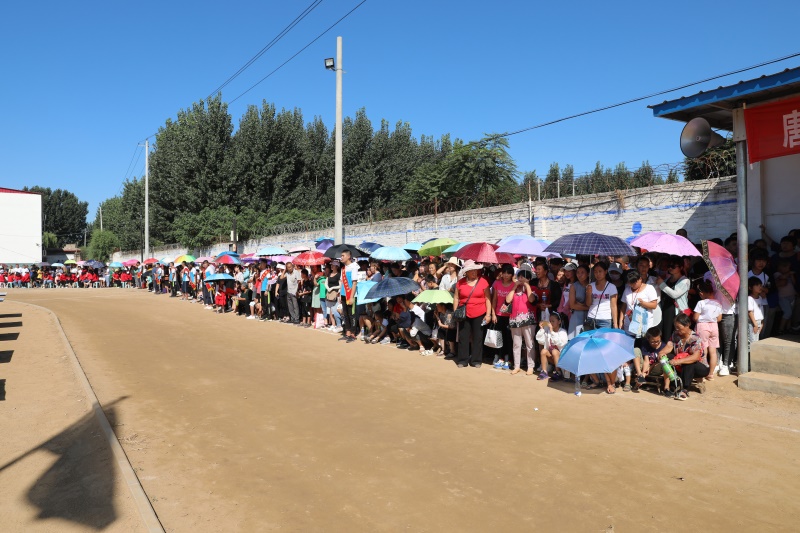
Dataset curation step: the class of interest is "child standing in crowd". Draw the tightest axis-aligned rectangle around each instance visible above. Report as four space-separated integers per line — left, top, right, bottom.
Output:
693 280 722 379
298 269 313 327
748 277 764 344
435 302 456 356
214 281 227 313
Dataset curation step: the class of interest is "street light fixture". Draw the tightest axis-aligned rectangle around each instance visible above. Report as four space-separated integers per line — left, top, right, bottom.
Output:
324 57 335 70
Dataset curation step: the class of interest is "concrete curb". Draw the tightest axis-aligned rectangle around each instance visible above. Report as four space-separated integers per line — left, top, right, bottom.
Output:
17 301 165 533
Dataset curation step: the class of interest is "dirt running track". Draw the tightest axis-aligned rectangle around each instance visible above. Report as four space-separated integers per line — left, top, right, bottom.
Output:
4 288 800 532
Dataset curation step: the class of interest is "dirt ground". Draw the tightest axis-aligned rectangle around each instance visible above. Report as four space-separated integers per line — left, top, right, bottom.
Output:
3 288 800 532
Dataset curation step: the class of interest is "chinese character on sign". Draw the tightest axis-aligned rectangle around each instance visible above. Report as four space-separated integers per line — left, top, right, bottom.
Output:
784 109 800 148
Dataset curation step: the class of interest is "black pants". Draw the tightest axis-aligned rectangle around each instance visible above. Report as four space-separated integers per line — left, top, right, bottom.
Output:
660 307 675 343
341 297 356 336
457 316 485 367
490 316 512 362
680 361 710 390
719 313 736 366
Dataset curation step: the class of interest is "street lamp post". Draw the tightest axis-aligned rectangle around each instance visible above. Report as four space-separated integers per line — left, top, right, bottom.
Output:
325 37 343 244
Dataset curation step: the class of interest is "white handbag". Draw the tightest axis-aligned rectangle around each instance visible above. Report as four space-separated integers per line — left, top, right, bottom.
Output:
484 327 504 349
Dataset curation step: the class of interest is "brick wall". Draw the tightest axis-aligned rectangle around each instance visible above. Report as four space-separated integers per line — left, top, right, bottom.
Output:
114 178 737 261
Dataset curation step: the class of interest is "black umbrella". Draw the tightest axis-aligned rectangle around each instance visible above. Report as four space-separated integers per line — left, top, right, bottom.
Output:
323 243 365 259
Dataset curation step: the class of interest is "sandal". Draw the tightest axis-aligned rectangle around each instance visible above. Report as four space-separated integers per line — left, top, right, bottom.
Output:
586 382 599 390
537 371 549 380
623 384 632 392
511 368 521 375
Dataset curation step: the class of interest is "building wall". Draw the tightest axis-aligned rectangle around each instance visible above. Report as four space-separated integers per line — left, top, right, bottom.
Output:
0 191 42 264
114 178 738 262
759 153 800 240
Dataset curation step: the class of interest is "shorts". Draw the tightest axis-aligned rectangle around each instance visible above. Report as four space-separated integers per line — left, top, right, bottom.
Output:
696 322 720 349
779 296 795 317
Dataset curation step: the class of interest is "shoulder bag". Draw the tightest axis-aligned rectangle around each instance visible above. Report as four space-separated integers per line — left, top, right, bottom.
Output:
453 280 479 322
584 281 609 331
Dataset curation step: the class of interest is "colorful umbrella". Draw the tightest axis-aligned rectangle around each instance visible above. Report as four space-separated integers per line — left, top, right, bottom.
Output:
315 239 335 251
370 246 412 262
143 257 159 264
109 261 124 268
270 255 296 263
323 243 365 259
256 245 288 256
442 242 468 255
543 233 636 256
557 328 635 376
364 276 420 300
159 258 171 265
496 238 554 257
355 280 380 304
195 256 214 263
205 273 235 282
403 242 423 252
289 245 311 254
85 260 105 269
418 238 459 257
123 259 139 267
174 254 196 264
455 242 501 264
51 262 66 268
64 259 77 265
294 251 328 266
413 289 453 305
496 234 535 245
215 254 241 265
631 232 701 257
702 240 739 305
358 242 383 253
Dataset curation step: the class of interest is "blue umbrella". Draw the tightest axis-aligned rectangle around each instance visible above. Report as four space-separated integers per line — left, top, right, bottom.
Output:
355 280 380 304
364 276 420 300
543 232 636 257
358 242 383 253
109 262 123 268
216 251 239 257
85 260 105 269
256 245 288 256
159 258 171 265
314 236 333 242
557 328 634 376
442 242 468 254
370 246 412 261
403 242 423 251
205 273 235 282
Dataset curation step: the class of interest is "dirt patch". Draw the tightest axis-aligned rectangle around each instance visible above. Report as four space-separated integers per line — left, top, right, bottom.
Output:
8 288 800 531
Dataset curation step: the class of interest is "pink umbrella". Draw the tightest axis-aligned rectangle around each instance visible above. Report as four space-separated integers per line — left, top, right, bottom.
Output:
271 255 296 263
195 256 213 263
293 251 328 266
123 259 138 267
631 232 701 257
454 242 500 264
289 245 311 254
702 240 739 305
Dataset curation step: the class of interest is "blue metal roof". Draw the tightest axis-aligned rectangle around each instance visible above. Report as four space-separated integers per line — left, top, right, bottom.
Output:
649 66 800 130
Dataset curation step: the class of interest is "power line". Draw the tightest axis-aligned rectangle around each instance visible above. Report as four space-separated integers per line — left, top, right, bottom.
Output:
492 51 800 140
229 0 368 104
206 0 326 100
122 144 141 182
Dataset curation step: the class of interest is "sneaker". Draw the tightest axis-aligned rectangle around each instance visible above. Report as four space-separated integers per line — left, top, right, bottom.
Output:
246 315 256 320
537 371 549 380
502 362 510 371
333 326 343 333
675 390 689 401
493 361 504 369
396 343 409 349
380 337 391 345
550 371 563 382
695 381 706 394
421 349 433 356
407 345 420 351
718 364 730 376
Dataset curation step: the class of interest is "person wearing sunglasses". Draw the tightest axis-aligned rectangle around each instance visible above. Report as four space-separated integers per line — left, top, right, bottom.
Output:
656 255 690 342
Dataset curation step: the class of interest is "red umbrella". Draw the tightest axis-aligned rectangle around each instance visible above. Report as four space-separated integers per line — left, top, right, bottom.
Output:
454 242 500 263
215 255 242 265
702 240 739 305
293 250 328 266
143 257 159 264
496 252 516 264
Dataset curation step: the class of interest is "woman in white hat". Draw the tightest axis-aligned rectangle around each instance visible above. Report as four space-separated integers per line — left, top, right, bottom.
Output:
453 260 492 368
437 257 460 294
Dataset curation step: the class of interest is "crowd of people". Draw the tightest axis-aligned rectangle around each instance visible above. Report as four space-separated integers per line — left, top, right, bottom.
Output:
3 226 798 401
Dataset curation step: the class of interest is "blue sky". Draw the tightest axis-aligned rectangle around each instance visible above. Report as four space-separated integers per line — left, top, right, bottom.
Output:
2 0 797 221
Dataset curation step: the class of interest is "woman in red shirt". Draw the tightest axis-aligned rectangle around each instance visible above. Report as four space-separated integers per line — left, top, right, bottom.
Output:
453 260 492 368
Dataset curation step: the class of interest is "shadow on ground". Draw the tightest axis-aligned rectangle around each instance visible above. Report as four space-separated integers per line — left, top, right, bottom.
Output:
0 321 22 328
0 397 129 530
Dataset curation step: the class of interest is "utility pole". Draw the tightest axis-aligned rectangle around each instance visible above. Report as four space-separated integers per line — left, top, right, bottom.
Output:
99 205 103 231
334 37 343 245
144 139 149 257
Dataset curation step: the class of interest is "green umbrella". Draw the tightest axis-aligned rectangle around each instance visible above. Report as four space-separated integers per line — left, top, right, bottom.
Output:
412 289 454 305
64 259 77 265
418 238 459 257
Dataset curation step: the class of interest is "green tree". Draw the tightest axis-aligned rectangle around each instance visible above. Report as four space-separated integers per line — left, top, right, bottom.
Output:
86 230 120 262
42 232 58 249
543 162 560 199
439 135 518 201
23 186 88 246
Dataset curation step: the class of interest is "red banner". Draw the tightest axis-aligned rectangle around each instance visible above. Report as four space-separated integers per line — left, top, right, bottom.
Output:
744 95 800 164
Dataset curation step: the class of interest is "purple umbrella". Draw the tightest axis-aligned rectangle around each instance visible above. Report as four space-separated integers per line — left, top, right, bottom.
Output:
315 239 335 251
630 232 701 257
496 238 557 257
543 232 636 257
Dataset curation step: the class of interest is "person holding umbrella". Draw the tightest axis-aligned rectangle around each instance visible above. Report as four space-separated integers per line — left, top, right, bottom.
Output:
453 260 492 368
340 249 360 341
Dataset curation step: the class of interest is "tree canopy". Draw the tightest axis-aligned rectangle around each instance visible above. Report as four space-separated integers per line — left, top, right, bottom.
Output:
23 186 88 246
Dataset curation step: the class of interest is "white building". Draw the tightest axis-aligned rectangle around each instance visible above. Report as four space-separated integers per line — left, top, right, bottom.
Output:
0 187 43 264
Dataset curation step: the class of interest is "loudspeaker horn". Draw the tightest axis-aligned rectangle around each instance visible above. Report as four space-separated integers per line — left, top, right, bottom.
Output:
680 117 725 158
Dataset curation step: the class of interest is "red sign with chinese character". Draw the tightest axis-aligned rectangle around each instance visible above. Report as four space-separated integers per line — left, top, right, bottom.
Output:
744 95 800 164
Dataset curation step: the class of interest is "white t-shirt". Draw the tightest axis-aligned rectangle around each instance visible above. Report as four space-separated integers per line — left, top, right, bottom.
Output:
748 296 764 321
704 271 736 314
588 281 618 321
694 298 722 323
748 270 769 307
621 284 659 331
409 305 432 336
440 273 456 292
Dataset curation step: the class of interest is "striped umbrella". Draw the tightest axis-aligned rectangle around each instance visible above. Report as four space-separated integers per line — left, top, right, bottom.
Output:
543 233 636 256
